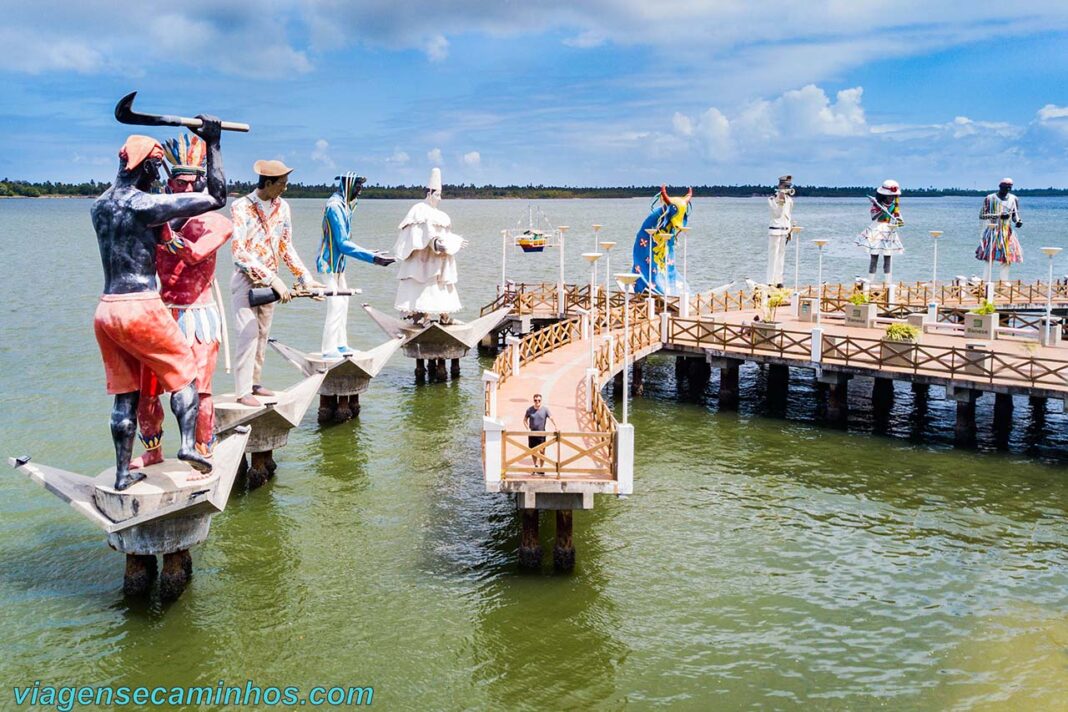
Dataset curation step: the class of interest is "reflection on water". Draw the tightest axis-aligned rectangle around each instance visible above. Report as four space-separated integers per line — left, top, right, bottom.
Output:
1 198 1067 708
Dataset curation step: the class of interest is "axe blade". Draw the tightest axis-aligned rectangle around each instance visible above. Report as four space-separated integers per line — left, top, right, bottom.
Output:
114 91 250 132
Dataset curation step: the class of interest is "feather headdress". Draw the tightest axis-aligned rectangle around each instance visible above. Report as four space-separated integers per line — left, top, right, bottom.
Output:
162 134 206 176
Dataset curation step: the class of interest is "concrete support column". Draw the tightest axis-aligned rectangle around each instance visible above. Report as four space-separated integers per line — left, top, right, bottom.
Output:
911 382 930 400
415 358 427 383
518 509 542 569
632 359 644 396
434 359 448 382
993 392 1014 446
767 363 790 403
872 378 895 410
450 358 462 378
553 510 575 572
123 553 158 597
160 550 192 602
717 359 740 410
954 390 979 445
318 394 337 424
335 395 353 423
248 451 270 490
820 373 851 423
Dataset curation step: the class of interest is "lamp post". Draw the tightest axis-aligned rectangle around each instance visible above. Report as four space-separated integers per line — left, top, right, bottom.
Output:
557 225 569 316
499 228 508 297
1041 246 1062 344
679 225 691 288
812 239 829 324
582 252 602 366
592 223 603 252
615 273 640 424
929 230 943 299
790 225 803 315
599 240 616 331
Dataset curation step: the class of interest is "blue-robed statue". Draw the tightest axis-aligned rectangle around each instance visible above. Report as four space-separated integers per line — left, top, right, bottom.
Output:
316 172 395 358
631 186 693 296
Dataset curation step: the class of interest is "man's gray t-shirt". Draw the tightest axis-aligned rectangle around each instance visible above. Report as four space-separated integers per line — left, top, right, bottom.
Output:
525 405 551 430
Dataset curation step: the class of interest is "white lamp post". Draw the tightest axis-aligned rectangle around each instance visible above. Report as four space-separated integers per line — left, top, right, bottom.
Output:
790 225 804 314
1042 246 1062 344
582 252 603 366
615 273 640 424
812 239 829 324
929 230 943 298
679 225 691 287
557 225 569 316
592 223 603 253
499 228 508 297
599 240 616 331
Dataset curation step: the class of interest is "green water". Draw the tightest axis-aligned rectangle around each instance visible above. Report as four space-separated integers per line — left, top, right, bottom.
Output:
1 197 1066 710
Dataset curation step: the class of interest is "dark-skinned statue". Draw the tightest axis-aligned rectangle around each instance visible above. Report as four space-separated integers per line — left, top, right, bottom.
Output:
90 115 225 490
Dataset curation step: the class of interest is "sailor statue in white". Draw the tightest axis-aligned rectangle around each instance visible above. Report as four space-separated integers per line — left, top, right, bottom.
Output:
392 168 468 325
766 174 794 287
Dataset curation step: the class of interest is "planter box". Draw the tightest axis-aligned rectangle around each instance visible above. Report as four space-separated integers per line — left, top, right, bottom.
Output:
964 313 997 340
880 340 916 368
798 297 820 322
845 303 878 328
751 322 781 349
962 343 992 377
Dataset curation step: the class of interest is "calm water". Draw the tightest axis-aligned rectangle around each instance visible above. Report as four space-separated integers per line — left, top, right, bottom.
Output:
1 196 1067 710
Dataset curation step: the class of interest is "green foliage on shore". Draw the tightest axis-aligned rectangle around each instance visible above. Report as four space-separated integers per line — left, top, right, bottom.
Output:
4 178 1068 199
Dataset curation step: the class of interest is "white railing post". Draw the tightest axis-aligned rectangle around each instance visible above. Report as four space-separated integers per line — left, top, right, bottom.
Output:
482 417 504 488
585 367 598 412
581 312 590 341
646 295 656 319
481 370 500 419
810 326 823 363
660 311 670 344
615 423 634 495
505 334 521 374
681 289 691 318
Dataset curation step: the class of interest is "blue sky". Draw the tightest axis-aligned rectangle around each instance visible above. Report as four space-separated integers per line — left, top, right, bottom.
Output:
1 1 1067 188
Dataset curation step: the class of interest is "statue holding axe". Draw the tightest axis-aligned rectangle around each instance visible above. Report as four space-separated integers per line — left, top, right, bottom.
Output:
92 92 242 490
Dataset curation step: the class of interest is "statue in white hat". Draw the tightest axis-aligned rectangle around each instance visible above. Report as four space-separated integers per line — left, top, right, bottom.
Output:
392 168 468 325
856 179 904 285
976 177 1023 282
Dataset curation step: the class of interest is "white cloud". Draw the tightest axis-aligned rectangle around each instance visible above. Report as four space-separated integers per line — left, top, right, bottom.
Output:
311 139 334 168
425 34 449 62
1038 104 1068 121
462 151 481 167
563 30 606 48
427 148 443 165
387 150 410 165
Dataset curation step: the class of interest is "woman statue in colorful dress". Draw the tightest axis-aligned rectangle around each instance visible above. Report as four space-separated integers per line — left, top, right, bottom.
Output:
975 177 1023 283
857 179 904 285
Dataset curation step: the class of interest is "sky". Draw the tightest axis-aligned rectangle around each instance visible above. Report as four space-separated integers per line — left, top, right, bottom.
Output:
1 1 1067 189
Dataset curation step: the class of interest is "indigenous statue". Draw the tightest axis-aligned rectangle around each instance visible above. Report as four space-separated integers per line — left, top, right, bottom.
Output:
230 160 325 406
767 175 795 287
631 186 693 296
316 172 395 358
131 134 234 470
393 168 467 325
89 117 225 490
976 177 1023 282
857 179 904 285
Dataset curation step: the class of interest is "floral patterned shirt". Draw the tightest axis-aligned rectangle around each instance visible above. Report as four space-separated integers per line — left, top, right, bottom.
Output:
230 193 311 287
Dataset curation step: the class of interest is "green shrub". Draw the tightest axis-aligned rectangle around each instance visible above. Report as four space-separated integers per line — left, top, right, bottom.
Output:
970 299 997 315
848 292 870 306
884 323 920 343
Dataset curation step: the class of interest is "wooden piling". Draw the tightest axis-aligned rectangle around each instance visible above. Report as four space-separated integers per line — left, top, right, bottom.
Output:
415 358 427 382
518 509 542 569
553 510 575 572
435 359 448 382
451 358 462 378
334 395 353 423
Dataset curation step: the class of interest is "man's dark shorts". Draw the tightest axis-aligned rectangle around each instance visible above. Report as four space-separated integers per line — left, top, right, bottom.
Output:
528 435 546 449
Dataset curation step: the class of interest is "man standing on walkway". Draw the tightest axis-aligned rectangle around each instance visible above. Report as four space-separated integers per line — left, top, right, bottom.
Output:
230 160 325 406
523 393 559 474
767 174 794 287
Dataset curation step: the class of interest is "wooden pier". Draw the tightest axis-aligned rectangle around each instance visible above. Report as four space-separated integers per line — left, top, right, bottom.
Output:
480 280 1068 568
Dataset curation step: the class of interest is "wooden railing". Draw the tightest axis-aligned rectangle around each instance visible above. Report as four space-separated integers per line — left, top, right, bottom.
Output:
667 317 1068 392
500 431 614 477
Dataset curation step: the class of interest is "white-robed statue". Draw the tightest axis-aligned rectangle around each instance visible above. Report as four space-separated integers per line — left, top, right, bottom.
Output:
393 168 467 325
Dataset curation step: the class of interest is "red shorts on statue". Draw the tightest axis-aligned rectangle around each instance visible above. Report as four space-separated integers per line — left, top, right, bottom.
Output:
94 293 197 394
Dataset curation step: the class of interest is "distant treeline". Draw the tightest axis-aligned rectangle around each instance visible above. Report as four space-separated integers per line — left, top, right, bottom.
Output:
3 178 1068 199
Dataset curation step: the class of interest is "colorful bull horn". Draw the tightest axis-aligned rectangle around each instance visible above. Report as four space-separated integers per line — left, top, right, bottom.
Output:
660 185 670 204
685 187 693 202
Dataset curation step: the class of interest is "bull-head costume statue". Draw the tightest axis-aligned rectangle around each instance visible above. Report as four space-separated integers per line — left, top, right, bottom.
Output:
631 185 693 296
